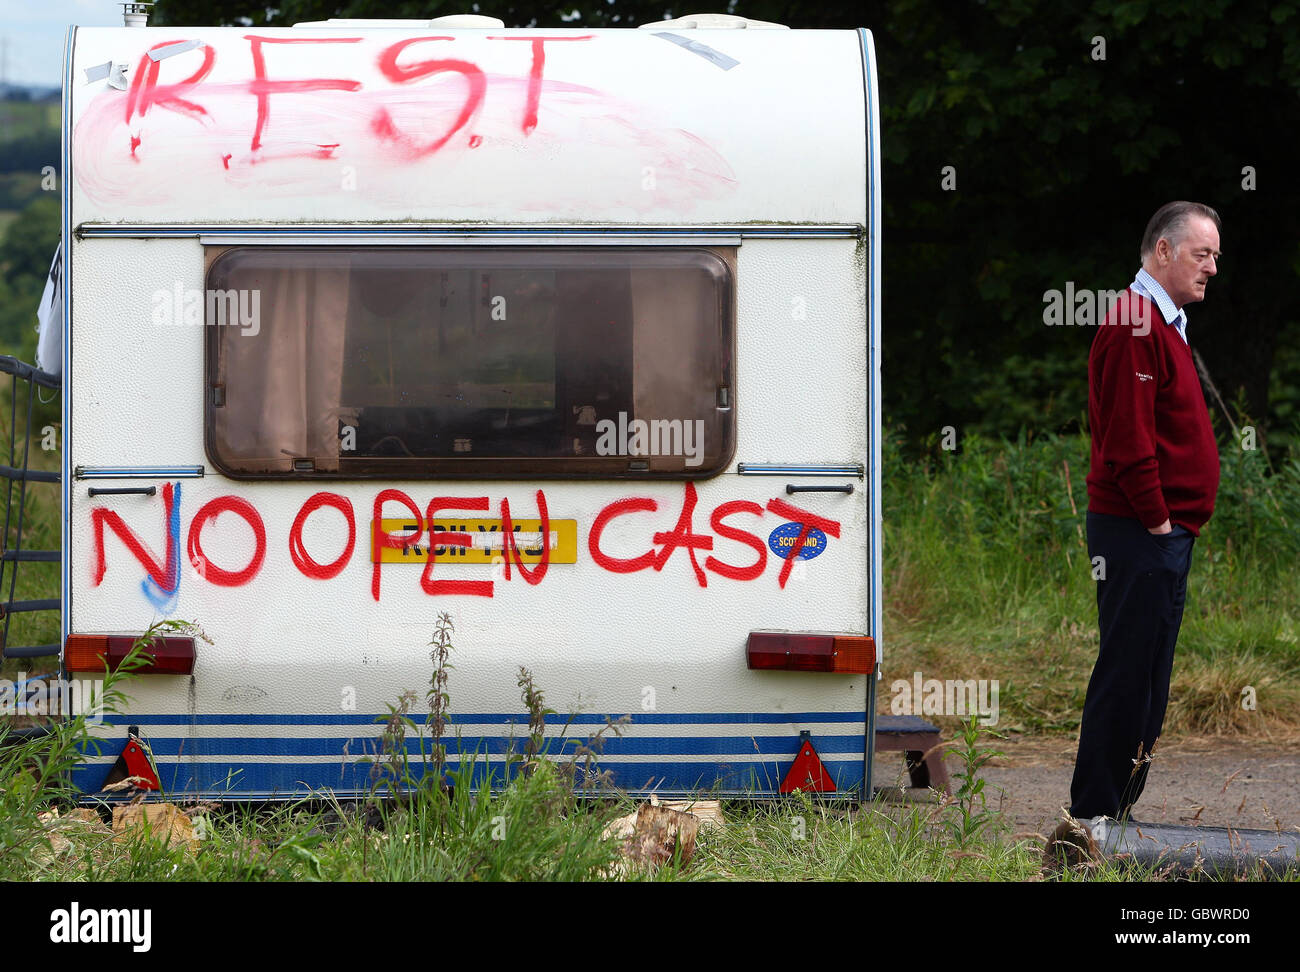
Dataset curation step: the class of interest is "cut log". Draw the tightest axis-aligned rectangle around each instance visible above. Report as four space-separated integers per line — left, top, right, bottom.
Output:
661 799 726 831
112 803 199 855
624 803 701 868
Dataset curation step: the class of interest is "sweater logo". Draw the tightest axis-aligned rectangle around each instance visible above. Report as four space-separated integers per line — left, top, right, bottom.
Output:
1136 372 1153 382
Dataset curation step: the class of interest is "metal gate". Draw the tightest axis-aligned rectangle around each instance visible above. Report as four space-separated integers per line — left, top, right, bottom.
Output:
1 354 62 742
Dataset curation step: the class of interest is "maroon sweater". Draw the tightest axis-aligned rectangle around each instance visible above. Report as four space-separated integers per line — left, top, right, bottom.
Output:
1086 290 1220 535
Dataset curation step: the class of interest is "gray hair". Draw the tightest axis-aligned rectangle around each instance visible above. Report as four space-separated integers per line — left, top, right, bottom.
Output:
1140 201 1221 261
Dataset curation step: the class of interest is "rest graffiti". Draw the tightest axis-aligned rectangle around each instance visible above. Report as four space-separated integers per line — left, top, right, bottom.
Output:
88 484 841 602
75 33 736 211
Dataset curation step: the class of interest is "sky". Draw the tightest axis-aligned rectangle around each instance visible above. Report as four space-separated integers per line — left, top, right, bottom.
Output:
2 0 128 89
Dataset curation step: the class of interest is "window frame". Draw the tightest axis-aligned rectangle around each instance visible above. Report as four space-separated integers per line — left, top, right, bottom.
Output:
202 243 737 481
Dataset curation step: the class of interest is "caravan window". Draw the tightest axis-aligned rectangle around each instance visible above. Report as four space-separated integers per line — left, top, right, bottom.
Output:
204 247 734 479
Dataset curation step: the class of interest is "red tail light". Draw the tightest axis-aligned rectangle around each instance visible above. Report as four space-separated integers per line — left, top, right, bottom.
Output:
746 631 874 674
64 634 197 675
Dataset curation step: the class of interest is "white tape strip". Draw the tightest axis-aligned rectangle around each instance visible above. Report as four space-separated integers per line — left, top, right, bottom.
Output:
148 39 202 61
470 531 558 551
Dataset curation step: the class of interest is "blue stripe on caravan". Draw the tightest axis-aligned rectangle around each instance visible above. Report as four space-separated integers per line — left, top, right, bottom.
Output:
75 712 868 797
95 711 867 727
112 733 866 758
72 758 865 798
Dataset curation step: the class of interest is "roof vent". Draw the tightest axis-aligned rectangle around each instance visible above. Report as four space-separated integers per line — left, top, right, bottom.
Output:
293 19 429 28
427 14 507 27
121 2 153 27
293 15 506 28
638 12 788 29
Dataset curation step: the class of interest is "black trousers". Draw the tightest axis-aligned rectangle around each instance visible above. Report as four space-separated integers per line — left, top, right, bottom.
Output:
1069 510 1195 820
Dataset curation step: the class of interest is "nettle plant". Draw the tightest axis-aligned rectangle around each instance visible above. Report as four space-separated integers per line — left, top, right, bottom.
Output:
941 716 1007 849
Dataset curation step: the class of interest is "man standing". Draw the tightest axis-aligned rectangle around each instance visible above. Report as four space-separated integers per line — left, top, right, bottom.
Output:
1068 201 1222 840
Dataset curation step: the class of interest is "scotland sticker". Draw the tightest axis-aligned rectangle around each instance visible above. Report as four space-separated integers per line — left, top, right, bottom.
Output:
768 522 828 561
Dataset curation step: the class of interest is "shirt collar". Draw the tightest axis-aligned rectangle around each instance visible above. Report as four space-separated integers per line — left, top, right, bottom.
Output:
1132 268 1187 332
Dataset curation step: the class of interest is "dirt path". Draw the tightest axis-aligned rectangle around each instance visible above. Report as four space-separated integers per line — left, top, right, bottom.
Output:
877 734 1300 836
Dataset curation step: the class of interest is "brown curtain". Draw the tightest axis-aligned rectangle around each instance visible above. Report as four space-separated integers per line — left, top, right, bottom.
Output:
215 260 350 473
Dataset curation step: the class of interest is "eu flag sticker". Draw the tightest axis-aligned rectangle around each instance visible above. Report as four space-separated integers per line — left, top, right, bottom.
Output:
768 522 828 561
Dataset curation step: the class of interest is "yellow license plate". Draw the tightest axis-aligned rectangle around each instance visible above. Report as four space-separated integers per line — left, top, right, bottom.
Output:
372 518 578 564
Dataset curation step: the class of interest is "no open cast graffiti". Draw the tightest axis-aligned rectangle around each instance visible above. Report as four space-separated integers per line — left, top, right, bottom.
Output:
89 483 840 604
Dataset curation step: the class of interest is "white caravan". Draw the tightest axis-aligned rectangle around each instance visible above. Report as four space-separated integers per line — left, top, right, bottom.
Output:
52 13 883 799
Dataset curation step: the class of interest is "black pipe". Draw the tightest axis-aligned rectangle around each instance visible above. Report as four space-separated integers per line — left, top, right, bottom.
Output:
1100 820 1300 879
0 724 54 749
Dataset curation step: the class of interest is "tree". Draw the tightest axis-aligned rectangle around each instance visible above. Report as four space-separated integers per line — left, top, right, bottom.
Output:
0 196 59 292
869 0 1300 451
148 0 1300 450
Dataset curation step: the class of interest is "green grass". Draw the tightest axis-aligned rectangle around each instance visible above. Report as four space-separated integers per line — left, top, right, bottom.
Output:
0 101 59 142
17 785 1292 883
881 427 1300 740
47 775 627 883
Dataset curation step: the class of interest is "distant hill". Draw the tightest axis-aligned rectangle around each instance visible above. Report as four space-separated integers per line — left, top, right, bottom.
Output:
0 96 60 185
0 85 60 102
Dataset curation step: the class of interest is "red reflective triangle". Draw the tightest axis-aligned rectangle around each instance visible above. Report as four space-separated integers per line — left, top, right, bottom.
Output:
103 734 161 792
780 739 837 793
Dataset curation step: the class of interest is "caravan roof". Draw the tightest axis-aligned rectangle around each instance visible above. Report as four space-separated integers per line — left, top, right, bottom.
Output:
69 26 868 226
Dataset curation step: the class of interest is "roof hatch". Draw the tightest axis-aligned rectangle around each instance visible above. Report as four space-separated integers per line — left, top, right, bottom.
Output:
638 13 788 29
293 14 507 28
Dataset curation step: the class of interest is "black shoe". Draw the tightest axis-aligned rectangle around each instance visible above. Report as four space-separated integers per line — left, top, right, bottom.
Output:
1043 817 1101 874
